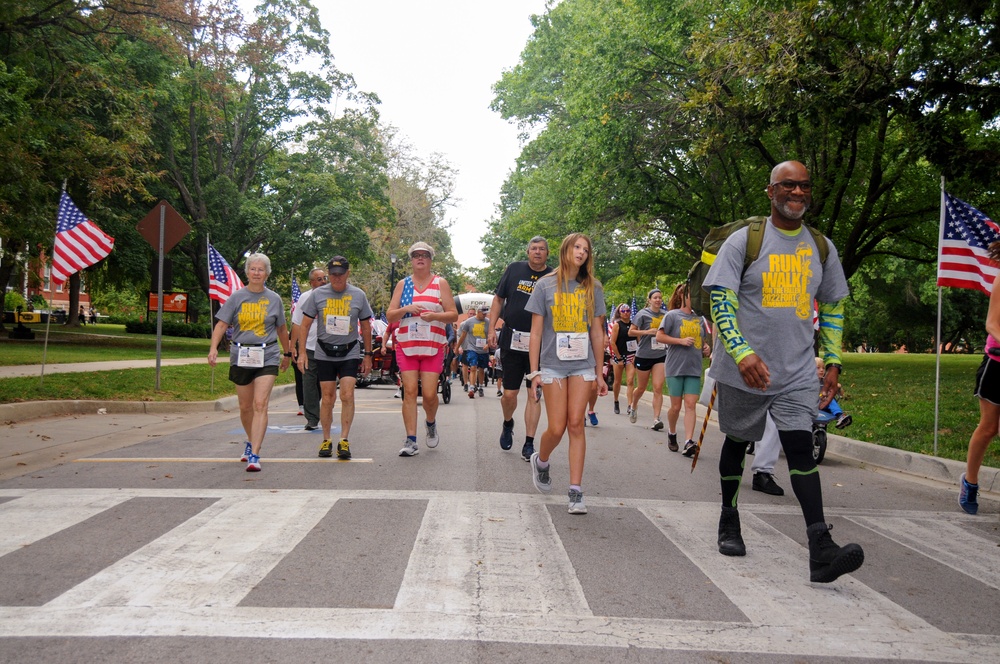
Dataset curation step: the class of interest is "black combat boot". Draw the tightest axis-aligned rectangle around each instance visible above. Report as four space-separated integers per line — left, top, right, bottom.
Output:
807 522 864 583
718 506 746 556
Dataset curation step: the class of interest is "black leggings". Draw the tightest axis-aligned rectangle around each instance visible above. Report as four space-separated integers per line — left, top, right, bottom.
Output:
719 429 824 526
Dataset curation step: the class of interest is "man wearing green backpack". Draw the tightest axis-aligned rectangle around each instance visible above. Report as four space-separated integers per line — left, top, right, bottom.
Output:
703 160 865 584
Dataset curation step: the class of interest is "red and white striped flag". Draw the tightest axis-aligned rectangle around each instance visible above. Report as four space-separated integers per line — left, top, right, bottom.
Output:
208 243 243 304
937 193 1000 294
51 192 115 285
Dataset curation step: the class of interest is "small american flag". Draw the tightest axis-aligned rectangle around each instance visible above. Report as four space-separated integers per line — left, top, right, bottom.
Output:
937 193 1000 294
208 244 244 304
290 275 301 316
630 295 637 318
51 192 115 285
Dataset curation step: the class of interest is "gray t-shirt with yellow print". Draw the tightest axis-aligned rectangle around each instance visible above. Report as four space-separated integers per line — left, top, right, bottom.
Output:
525 275 606 375
705 222 849 394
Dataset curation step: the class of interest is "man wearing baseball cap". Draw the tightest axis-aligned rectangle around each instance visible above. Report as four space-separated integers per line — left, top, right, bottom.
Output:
297 255 374 461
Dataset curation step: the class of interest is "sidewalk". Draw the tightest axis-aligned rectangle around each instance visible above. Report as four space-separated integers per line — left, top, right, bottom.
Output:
0 357 206 379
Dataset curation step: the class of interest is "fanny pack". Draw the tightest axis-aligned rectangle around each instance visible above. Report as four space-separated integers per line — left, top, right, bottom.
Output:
317 338 357 358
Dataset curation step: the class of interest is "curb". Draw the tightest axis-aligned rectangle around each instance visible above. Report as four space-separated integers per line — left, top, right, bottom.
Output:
0 384 296 422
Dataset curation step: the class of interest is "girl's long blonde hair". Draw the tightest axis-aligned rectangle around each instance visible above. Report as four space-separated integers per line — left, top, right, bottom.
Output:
553 233 599 322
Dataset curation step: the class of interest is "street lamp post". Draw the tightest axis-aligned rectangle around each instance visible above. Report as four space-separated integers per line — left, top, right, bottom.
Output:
389 253 397 299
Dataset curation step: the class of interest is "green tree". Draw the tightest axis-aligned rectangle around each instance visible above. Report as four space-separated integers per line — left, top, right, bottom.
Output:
0 1 168 327
490 0 1000 289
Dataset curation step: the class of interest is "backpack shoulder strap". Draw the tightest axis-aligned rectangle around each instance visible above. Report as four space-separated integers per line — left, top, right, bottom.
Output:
742 217 768 270
806 225 830 264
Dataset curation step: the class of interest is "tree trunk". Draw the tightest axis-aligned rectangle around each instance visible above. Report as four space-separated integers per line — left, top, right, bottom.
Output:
68 272 81 326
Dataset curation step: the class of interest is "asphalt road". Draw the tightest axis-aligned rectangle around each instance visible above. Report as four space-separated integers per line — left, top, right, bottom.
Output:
1 382 998 663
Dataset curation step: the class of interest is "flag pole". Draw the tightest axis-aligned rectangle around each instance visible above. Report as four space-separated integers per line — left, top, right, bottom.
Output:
40 181 69 387
933 175 946 456
208 233 215 394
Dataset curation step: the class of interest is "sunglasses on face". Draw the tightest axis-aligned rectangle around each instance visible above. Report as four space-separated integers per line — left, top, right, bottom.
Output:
411 252 431 260
770 180 813 192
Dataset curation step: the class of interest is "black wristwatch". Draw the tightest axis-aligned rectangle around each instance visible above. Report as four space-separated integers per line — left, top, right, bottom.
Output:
283 352 293 357
825 362 842 373
364 351 373 356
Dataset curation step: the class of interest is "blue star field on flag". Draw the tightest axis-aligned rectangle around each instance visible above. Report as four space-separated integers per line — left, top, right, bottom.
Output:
937 193 1000 294
401 276 414 316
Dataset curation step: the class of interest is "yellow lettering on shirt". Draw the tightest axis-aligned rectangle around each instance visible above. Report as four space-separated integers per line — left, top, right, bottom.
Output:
516 278 537 295
679 318 702 347
550 290 588 333
237 299 269 337
761 242 814 319
473 321 487 338
323 294 353 318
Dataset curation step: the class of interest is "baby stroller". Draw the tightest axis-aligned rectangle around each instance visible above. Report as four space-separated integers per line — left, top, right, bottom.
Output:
811 412 833 464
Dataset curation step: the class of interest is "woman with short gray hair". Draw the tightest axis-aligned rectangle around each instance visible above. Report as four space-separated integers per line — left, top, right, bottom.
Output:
208 252 291 471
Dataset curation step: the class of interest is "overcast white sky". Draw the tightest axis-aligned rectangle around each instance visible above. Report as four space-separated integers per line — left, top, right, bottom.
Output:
319 0 552 270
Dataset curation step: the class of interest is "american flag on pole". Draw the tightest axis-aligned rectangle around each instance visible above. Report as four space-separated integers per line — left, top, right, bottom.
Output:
937 193 1000 294
50 191 115 285
208 244 243 304
290 275 302 316
630 295 637 318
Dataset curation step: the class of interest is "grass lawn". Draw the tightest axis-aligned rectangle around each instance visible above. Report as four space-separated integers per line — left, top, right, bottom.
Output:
0 323 293 402
840 353 992 467
0 323 205 365
0 363 296 403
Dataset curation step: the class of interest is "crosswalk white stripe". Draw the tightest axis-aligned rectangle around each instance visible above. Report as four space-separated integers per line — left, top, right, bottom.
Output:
393 493 591 615
0 606 996 661
45 494 335 609
0 492 133 556
850 516 1000 589
640 503 955 655
0 488 998 661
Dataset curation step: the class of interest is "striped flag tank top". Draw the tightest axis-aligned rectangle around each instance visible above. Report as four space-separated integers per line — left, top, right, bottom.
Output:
397 275 448 356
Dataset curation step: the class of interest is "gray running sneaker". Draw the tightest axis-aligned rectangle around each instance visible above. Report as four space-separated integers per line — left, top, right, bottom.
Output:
651 418 664 431
568 488 587 514
629 406 638 424
426 422 439 448
399 439 419 456
530 452 552 493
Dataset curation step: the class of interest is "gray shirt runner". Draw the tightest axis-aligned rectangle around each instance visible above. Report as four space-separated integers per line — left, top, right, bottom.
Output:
215 287 286 367
301 283 373 362
633 307 667 360
525 276 606 375
705 223 849 394
458 316 490 353
659 309 706 378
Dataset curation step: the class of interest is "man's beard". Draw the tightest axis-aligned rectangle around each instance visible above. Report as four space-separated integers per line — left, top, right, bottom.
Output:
778 198 810 220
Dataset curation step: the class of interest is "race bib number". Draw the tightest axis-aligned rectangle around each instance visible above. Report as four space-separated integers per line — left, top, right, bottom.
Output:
408 320 431 341
626 339 638 352
651 339 666 351
510 330 530 352
474 337 486 349
556 332 589 361
237 346 265 368
325 315 350 336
